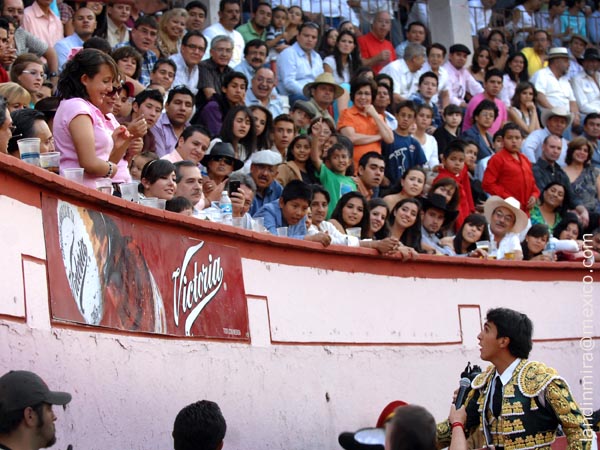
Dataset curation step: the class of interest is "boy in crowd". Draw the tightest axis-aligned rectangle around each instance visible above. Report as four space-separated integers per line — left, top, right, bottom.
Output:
434 140 475 228
433 104 463 156
254 180 331 245
381 101 427 188
482 123 539 214
409 71 442 129
290 100 318 135
310 124 357 217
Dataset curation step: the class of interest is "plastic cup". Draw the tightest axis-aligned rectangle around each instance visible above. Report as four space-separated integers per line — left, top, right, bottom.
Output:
232 217 244 228
139 197 159 208
39 151 60 174
276 226 288 237
252 217 265 232
63 168 84 184
347 227 362 238
119 182 139 203
18 138 41 166
95 178 113 195
476 240 490 252
155 199 166 210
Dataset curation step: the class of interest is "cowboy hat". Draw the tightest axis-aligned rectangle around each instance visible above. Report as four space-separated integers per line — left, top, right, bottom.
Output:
483 196 529 234
546 47 569 60
421 193 459 225
540 106 573 128
302 72 345 99
201 142 244 171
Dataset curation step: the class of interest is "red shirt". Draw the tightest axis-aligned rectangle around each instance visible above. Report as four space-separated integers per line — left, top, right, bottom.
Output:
482 149 540 215
434 166 474 230
357 32 396 74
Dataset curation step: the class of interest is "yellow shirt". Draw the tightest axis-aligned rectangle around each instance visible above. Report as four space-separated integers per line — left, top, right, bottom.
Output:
521 47 548 78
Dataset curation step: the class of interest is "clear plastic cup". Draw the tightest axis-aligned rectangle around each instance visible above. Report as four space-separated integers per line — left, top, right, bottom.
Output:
155 198 166 210
476 240 490 252
119 182 140 202
18 138 41 166
276 226 288 237
347 227 362 238
39 151 60 174
95 178 113 195
252 217 265 232
62 168 84 184
139 198 159 208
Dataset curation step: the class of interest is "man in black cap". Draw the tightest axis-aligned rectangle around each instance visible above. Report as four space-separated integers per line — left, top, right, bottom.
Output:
443 44 484 108
0 370 71 450
572 47 600 114
420 193 458 255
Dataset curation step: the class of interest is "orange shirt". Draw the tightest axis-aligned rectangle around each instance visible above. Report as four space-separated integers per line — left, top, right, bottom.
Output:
337 106 383 172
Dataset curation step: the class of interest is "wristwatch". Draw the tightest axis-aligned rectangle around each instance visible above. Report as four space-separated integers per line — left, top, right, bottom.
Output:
48 71 58 77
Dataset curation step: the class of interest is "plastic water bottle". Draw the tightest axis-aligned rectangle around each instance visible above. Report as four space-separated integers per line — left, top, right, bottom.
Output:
545 241 556 260
219 191 233 225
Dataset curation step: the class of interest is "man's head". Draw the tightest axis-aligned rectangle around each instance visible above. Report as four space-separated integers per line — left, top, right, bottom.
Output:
210 35 234 67
448 44 471 69
357 151 385 189
132 89 163 127
532 29 550 53
130 16 159 53
181 31 207 67
174 161 203 206
547 47 570 77
73 7 96 40
541 134 563 163
290 100 317 129
305 72 343 109
427 43 446 71
150 58 176 90
371 11 392 40
176 125 210 164
385 404 436 450
404 43 426 72
218 0 240 31
406 21 427 44
251 67 276 101
273 114 296 152
221 71 247 105
243 39 268 70
107 1 131 26
0 370 72 448
417 71 438 100
420 193 457 234
166 86 194 127
581 47 600 77
479 308 533 361
185 1 207 32
542 107 571 135
569 34 587 58
484 68 503 98
251 2 272 30
279 180 312 226
1 0 24 27
484 196 528 237
173 400 226 450
250 150 282 192
296 22 319 52
583 112 600 138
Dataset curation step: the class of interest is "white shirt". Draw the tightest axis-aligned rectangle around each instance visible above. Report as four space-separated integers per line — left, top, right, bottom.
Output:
489 226 521 260
571 70 600 114
531 66 575 111
202 23 245 68
307 221 360 246
469 0 493 36
521 127 568 165
170 53 199 95
380 59 423 100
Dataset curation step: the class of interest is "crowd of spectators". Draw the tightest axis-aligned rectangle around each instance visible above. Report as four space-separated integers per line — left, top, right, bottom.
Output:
0 0 600 262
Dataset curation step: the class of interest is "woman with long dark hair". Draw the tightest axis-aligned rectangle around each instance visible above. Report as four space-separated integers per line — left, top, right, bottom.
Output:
388 198 424 253
323 30 362 84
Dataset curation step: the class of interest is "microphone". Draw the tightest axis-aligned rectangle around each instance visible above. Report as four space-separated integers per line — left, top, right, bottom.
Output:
454 377 472 407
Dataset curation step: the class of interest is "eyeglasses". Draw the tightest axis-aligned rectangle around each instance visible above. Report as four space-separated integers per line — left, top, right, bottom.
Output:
213 156 234 165
8 125 16 133
107 85 123 97
478 112 496 119
184 43 206 52
213 47 233 54
21 70 46 79
493 210 515 223
256 76 275 85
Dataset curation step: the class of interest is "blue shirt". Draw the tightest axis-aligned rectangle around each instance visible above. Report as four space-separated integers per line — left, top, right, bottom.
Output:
250 180 283 215
254 200 307 239
116 40 158 86
381 132 427 186
245 88 285 120
276 42 323 97
55 33 83 71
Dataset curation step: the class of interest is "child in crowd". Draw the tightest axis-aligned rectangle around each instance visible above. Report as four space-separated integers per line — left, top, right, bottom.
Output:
310 128 357 217
434 140 475 229
381 101 427 188
482 123 539 215
409 71 442 129
433 104 463 156
475 128 504 181
290 100 318 135
129 151 159 181
463 139 487 210
266 6 290 59
413 104 440 169
166 196 194 216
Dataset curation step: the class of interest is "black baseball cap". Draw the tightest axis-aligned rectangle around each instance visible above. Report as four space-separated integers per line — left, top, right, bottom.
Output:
0 370 72 413
449 44 471 55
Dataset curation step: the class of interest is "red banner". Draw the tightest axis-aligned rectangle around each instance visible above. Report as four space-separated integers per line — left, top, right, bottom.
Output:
42 196 249 341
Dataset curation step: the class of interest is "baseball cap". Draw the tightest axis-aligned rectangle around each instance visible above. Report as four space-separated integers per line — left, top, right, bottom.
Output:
0 370 72 413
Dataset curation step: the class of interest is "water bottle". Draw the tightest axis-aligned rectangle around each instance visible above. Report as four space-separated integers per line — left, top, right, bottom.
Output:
219 191 233 225
545 241 556 260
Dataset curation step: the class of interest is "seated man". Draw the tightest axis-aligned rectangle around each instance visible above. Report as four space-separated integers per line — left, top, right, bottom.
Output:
171 31 207 95
249 149 284 215
245 67 285 118
173 160 211 214
162 125 210 165
229 171 257 228
395 21 428 59
420 193 458 255
521 107 570 164
380 42 427 103
271 114 296 158
149 58 177 94
357 10 396 74
572 47 600 115
353 151 385 200
443 44 484 108
234 39 268 81
150 86 194 157
172 400 226 450
483 196 529 260
303 72 344 122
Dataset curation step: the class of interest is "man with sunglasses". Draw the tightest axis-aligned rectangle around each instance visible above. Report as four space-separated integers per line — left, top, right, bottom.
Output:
171 31 206 95
150 86 194 158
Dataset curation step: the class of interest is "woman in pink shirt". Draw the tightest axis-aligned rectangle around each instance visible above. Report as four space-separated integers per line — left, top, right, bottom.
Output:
54 49 132 188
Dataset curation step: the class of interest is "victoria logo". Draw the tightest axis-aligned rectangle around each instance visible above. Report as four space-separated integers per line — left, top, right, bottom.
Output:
172 242 224 336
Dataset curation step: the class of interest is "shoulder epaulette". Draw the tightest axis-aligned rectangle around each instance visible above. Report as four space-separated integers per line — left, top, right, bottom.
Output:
517 360 565 397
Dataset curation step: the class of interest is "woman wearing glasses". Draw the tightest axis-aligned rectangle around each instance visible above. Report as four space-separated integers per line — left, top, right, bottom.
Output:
200 142 244 197
461 99 497 161
54 48 134 188
9 53 45 107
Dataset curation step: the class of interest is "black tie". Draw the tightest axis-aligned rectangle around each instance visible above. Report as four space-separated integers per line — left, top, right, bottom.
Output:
492 377 503 418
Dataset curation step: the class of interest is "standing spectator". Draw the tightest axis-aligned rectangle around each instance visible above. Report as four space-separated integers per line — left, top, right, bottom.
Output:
443 44 484 108
236 2 271 43
173 400 226 450
357 11 396 74
521 29 550 77
55 7 97 71
104 0 132 49
195 35 233 113
380 43 427 103
22 0 63 48
171 31 206 96
150 86 194 157
118 16 159 86
571 47 600 115
560 0 588 41
203 0 245 67
510 0 541 49
185 1 207 33
277 22 323 104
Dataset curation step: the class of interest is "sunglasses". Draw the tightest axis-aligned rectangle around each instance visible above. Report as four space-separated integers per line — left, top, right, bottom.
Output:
213 156 234 165
107 86 123 97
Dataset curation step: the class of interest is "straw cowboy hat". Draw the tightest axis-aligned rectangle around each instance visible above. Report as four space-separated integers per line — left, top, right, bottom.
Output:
483 196 529 234
302 72 345 99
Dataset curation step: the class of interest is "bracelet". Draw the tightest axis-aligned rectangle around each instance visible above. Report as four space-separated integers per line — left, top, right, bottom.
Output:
106 161 113 178
451 422 465 430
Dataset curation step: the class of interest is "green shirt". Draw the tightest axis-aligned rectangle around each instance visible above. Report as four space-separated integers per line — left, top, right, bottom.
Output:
316 164 357 218
236 22 266 43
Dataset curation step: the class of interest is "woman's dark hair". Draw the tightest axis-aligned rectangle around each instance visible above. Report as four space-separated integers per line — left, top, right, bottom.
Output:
350 66 374 83
318 27 338 58
552 212 582 239
453 213 489 254
330 191 370 239
539 181 569 215
565 136 592 165
376 81 395 115
389 197 424 252
504 52 528 83
511 81 537 108
332 30 362 81
286 134 311 161
521 223 550 260
139 159 176 193
473 99 499 122
111 46 143 80
58 49 118 101
428 177 460 211
375 73 394 93
368 197 390 240
166 196 194 213
249 105 273 150
486 29 506 52
350 77 376 103
7 108 46 155
486 307 533 359
470 45 492 74
311 184 331 204
219 105 256 161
